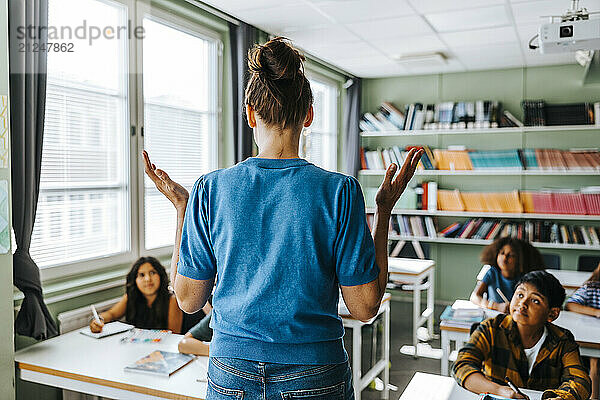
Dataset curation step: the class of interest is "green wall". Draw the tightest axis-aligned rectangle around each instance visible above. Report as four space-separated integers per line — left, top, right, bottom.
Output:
0 0 14 397
362 65 600 302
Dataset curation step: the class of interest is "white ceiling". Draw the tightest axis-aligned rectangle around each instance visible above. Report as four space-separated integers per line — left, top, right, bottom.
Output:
202 0 600 78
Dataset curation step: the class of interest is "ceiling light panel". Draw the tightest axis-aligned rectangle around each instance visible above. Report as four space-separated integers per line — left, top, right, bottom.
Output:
345 15 434 40
408 0 505 14
441 26 518 49
315 0 414 24
425 5 511 32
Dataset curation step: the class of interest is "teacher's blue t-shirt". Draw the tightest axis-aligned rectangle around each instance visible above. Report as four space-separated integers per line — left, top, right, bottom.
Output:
177 157 378 365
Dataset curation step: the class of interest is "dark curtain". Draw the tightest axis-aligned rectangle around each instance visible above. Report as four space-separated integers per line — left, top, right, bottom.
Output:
9 0 57 340
229 21 257 163
343 78 362 177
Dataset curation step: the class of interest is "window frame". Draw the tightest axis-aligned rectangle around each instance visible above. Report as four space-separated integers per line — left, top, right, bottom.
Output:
135 2 223 258
39 0 136 282
304 69 342 172
38 0 224 282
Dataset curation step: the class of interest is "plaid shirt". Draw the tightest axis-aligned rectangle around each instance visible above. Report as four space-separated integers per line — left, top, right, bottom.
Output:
567 281 600 309
452 314 591 400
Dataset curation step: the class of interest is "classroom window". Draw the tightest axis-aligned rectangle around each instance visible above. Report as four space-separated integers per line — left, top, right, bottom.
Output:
30 0 130 268
301 77 338 171
141 15 219 250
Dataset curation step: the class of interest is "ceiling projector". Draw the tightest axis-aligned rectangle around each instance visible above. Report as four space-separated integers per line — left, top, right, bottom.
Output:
531 0 600 53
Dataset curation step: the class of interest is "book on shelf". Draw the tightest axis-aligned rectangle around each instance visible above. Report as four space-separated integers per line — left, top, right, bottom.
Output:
438 218 600 246
522 100 599 126
359 147 600 172
374 214 436 239
361 100 508 132
124 350 194 377
434 188 599 216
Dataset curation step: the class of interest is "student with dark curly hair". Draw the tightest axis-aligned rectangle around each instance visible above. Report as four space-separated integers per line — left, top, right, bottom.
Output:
470 237 545 313
89 256 182 333
143 37 422 399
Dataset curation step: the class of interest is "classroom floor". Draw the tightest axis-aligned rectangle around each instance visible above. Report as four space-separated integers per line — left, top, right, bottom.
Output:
354 300 446 400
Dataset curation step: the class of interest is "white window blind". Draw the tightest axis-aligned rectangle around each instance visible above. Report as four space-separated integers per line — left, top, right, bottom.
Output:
301 78 338 171
30 0 130 268
142 17 219 250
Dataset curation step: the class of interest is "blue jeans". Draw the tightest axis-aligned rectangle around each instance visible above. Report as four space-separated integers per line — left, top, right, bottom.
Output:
206 357 354 400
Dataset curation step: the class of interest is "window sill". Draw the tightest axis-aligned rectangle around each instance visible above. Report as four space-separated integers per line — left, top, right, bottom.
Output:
13 266 129 307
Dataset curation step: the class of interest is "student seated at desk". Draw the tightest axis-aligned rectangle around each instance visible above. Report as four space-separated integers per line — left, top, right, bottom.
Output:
470 238 544 313
454 270 591 400
566 262 600 399
89 257 183 334
178 304 212 356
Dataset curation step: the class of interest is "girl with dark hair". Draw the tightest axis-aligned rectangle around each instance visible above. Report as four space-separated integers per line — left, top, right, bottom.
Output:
470 237 545 313
144 37 422 399
89 256 182 333
566 262 600 399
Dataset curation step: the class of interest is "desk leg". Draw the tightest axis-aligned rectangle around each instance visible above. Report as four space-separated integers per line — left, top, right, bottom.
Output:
427 269 435 339
353 325 361 400
441 330 449 376
413 282 420 358
383 303 390 400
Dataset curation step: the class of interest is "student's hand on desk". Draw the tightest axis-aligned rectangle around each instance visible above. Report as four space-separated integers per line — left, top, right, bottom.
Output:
375 148 423 214
89 319 104 333
497 385 529 399
143 150 189 212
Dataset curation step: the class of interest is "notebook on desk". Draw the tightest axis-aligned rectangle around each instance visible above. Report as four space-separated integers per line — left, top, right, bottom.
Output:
80 321 134 339
124 350 195 377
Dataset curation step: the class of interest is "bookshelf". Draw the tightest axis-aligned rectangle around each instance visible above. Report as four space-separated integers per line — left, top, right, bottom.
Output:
359 124 600 302
360 170 600 176
365 208 600 221
359 65 600 302
388 234 599 251
360 125 599 137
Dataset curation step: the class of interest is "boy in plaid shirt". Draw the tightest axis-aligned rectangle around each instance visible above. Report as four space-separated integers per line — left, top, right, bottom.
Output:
453 270 591 400
566 262 600 400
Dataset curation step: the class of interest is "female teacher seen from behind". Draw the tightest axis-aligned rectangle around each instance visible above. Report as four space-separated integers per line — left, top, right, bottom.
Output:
143 37 422 399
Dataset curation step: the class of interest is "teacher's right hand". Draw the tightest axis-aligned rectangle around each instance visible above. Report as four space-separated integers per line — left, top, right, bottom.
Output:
143 150 189 212
375 147 423 214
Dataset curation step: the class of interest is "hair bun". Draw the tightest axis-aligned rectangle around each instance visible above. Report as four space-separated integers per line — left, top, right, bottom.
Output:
247 37 305 82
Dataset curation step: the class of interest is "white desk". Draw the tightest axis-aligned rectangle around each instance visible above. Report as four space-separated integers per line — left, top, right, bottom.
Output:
400 372 542 400
388 257 436 356
555 310 600 358
547 269 589 291
340 292 391 400
440 309 600 376
15 329 208 399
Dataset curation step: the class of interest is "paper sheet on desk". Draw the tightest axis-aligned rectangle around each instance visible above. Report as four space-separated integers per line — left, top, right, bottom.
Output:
80 321 134 339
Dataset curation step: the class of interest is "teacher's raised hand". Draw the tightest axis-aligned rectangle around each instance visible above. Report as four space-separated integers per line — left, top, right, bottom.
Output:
143 150 189 212
375 147 423 214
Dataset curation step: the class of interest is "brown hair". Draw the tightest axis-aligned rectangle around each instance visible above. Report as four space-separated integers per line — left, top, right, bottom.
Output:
244 37 313 131
480 237 545 276
587 262 600 283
